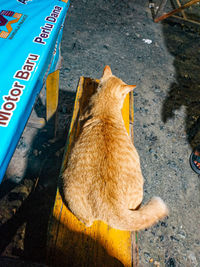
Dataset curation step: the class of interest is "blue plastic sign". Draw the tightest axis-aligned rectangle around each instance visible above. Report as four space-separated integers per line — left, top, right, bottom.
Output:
0 0 70 182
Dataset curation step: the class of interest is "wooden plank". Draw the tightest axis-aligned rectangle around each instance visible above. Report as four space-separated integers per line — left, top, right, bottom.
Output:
47 77 138 267
46 70 60 136
176 0 187 19
154 0 200 22
154 0 168 21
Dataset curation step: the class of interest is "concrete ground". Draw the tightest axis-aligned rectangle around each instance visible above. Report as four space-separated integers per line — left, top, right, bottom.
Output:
0 0 200 266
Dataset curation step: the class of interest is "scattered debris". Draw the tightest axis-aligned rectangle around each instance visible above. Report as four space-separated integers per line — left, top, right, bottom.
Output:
142 38 153 44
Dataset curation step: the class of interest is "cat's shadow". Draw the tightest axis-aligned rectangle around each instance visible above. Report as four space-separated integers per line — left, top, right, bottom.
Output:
47 221 124 267
161 20 200 149
0 187 123 266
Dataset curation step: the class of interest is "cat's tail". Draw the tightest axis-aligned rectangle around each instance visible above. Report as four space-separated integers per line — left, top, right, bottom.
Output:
118 197 169 231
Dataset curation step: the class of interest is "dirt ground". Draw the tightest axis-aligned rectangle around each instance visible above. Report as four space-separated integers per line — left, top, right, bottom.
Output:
0 0 200 266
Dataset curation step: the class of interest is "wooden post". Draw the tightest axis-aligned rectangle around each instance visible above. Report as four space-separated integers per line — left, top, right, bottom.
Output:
154 0 200 22
154 0 168 21
46 70 60 137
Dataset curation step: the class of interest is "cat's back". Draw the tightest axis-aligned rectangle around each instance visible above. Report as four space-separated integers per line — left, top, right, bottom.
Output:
68 116 141 178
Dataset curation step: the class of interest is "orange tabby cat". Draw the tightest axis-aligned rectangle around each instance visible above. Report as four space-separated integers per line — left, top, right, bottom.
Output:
62 66 168 231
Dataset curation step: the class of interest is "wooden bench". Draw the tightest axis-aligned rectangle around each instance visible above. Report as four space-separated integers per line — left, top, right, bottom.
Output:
47 77 139 267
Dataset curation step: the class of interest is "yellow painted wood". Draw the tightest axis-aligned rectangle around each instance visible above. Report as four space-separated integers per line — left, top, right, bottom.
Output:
129 87 134 141
46 70 59 135
122 93 130 135
46 70 59 121
47 77 138 267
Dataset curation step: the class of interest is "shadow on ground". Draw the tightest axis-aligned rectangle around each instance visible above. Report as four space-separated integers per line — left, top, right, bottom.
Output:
161 20 200 149
0 89 75 264
0 85 125 266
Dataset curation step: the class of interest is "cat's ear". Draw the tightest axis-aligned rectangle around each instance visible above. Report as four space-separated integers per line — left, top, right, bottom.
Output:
102 65 112 79
122 85 136 94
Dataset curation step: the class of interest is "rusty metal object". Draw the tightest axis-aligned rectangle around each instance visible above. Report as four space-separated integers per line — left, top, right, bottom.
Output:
154 0 200 23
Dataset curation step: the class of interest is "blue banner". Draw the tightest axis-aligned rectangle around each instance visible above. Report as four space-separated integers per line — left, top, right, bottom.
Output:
0 0 70 182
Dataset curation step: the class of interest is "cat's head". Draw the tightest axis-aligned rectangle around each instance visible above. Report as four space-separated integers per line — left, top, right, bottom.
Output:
100 66 136 108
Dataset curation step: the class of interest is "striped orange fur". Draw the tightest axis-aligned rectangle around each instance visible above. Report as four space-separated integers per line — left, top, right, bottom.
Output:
62 66 168 231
